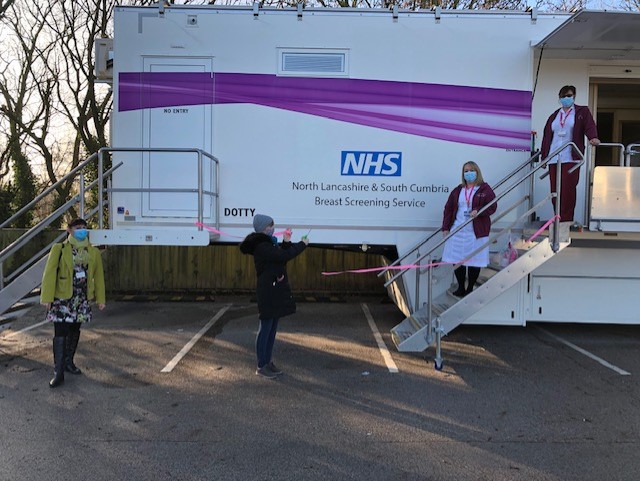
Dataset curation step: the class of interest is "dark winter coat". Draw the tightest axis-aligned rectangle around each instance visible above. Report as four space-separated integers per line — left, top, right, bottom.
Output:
442 183 497 238
540 105 598 161
239 233 307 320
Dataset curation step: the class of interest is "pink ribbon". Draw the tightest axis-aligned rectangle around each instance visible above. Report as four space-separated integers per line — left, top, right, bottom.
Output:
197 217 560 276
322 216 561 276
196 222 244 239
527 215 560 242
322 261 454 276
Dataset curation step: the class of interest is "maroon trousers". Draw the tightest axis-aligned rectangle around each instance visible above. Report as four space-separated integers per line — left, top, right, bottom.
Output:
549 162 580 222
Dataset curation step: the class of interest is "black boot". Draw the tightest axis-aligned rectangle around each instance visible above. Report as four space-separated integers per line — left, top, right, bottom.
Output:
49 336 66 388
452 266 467 297
466 267 481 295
65 327 82 375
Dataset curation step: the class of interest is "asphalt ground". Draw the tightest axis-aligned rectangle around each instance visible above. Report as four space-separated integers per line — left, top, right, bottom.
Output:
1 297 640 481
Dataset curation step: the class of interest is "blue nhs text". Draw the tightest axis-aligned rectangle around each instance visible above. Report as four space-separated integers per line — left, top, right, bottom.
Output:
341 151 402 176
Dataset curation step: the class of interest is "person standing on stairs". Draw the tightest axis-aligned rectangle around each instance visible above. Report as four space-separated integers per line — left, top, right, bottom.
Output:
41 218 106 388
540 85 600 233
441 162 497 297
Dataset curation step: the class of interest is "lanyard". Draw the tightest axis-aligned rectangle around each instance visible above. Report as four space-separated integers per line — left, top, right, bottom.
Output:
464 185 475 208
559 108 573 128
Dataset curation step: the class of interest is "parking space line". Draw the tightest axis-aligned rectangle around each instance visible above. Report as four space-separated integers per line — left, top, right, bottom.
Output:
537 327 631 376
161 303 232 373
361 303 399 373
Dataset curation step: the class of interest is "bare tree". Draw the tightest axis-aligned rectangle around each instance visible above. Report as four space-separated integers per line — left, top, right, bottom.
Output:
0 0 56 226
0 0 15 18
620 0 640 10
0 0 159 226
37 0 160 217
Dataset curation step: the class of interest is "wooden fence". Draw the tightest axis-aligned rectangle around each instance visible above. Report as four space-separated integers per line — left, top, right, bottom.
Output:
2 230 390 296
103 244 388 295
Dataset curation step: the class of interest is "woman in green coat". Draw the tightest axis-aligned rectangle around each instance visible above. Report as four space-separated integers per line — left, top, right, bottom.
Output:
40 218 106 388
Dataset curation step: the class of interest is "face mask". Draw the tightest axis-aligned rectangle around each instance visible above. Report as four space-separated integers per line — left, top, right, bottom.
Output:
265 226 275 237
560 96 574 108
463 171 477 183
73 229 88 241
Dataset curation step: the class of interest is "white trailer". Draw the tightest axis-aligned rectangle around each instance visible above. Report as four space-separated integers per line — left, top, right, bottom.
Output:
97 5 640 358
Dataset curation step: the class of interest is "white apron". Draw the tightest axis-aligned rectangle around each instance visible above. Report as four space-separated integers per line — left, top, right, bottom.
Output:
442 187 490 268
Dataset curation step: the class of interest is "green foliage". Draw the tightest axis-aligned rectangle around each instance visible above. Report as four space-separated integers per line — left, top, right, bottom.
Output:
0 183 15 222
10 150 36 227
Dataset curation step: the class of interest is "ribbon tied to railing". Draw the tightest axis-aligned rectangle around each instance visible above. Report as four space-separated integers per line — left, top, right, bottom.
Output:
197 217 560 276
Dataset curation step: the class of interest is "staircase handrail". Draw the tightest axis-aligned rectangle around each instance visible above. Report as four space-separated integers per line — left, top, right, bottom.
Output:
97 147 220 230
589 143 625 167
0 153 98 229
377 150 544 276
0 162 122 268
0 197 80 266
4 232 68 283
378 150 546 276
444 196 552 273
0 157 121 291
381 141 584 285
3 204 102 284
626 143 640 167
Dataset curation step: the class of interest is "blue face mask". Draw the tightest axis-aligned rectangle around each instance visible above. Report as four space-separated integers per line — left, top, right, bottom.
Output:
265 226 275 237
560 96 574 108
463 171 477 183
73 229 88 241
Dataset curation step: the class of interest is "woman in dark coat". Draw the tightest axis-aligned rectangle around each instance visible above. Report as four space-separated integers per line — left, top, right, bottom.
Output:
540 85 600 223
442 162 497 296
239 214 308 379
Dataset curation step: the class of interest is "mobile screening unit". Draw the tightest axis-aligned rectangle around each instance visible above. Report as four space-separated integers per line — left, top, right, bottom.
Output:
98 5 640 360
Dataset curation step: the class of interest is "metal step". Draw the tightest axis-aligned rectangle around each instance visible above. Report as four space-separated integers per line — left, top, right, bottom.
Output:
390 237 569 352
0 256 48 316
438 237 567 336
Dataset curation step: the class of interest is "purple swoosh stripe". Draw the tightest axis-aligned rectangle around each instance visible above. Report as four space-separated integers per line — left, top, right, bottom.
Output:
300 103 530 140
119 72 531 149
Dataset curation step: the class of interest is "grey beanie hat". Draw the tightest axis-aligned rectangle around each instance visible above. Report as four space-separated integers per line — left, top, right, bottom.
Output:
253 214 274 233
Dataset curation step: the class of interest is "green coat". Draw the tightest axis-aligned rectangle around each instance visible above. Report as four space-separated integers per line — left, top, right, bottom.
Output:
40 241 106 304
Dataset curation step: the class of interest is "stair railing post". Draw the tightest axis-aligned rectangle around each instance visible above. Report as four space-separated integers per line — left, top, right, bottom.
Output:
0 261 4 290
414 250 420 312
427 254 433 338
98 149 104 229
552 158 562 252
215 156 220 230
528 153 538 221
79 172 86 219
435 316 442 369
197 150 203 227
107 177 113 226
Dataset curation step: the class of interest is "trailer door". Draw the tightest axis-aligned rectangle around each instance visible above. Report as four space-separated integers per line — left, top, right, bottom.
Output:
141 57 213 218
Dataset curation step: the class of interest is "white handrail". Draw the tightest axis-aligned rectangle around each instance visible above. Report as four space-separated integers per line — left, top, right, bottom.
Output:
382 141 584 286
97 147 220 231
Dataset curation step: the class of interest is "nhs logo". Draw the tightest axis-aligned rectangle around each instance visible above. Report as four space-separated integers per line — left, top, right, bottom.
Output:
341 151 402 176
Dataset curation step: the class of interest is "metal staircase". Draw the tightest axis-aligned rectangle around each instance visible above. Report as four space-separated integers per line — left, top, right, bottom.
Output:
0 147 219 321
391 235 570 354
0 153 110 321
380 141 583 369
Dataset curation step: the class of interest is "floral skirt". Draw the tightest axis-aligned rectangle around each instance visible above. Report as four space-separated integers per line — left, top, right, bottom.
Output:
46 266 92 324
